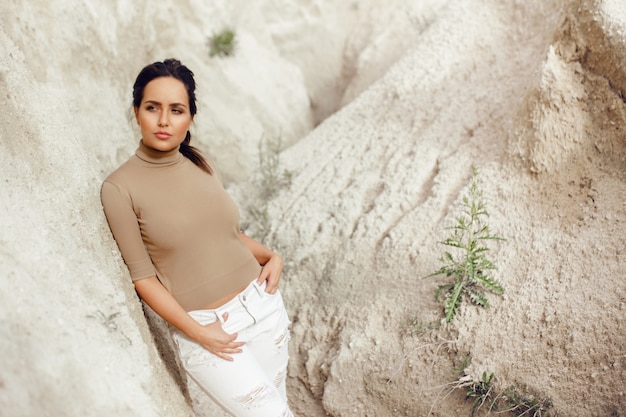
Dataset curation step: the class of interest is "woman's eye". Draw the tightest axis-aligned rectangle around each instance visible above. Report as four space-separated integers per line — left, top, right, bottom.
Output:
172 108 183 114
145 105 157 111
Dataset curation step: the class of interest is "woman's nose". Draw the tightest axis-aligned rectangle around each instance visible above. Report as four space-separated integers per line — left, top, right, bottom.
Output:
158 113 169 127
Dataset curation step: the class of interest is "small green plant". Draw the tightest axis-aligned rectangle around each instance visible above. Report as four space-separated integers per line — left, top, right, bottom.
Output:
256 134 292 200
438 354 553 417
466 371 496 417
248 205 271 241
424 167 505 322
245 134 292 240
86 310 121 332
208 28 236 57
502 385 553 417
86 310 132 346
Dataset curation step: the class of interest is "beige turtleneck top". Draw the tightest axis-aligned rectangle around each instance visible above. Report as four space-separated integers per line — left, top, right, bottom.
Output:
101 141 262 311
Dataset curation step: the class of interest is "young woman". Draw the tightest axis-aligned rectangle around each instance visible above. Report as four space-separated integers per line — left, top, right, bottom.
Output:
101 58 294 417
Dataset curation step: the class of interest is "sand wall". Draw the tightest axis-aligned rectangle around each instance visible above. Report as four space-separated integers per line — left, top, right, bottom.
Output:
2 0 625 416
0 0 430 415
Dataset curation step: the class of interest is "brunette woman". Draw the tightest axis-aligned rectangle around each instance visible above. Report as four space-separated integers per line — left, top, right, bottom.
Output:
101 58 294 417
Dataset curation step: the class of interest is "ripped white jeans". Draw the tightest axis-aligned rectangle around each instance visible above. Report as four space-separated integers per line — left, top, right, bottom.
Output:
171 280 294 417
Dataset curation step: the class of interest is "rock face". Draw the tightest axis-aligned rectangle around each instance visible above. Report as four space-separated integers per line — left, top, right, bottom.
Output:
1 0 625 417
0 0 429 416
262 0 626 416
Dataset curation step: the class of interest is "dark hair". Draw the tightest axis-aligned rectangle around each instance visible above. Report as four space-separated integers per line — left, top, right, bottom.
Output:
132 58 212 174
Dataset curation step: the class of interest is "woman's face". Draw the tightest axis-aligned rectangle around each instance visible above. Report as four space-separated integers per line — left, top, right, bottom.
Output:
135 76 193 152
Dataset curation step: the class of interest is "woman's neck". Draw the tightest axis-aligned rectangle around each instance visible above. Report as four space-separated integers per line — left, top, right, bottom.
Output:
135 140 182 165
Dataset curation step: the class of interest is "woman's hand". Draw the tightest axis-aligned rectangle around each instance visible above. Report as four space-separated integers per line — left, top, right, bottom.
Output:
133 277 244 362
256 253 283 294
238 232 284 295
193 312 244 361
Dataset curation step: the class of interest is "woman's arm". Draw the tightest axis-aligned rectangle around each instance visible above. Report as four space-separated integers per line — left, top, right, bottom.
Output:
134 276 243 361
239 232 283 294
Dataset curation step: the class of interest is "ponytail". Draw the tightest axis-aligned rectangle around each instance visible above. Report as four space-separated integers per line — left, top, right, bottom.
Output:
180 131 213 175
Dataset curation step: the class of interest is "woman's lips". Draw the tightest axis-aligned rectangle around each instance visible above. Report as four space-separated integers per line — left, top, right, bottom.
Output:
155 131 171 139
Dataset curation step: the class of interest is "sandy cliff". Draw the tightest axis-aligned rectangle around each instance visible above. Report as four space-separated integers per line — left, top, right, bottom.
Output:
1 0 625 416
263 0 626 416
0 0 426 416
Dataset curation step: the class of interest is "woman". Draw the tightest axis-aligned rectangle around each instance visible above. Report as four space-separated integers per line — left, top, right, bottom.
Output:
101 58 294 417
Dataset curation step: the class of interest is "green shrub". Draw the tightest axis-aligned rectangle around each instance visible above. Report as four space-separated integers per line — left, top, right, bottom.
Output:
424 167 504 322
244 134 292 240
502 385 554 417
466 371 496 417
256 134 292 201
208 28 236 58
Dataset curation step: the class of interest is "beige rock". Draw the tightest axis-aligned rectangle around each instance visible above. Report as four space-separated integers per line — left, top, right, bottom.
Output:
2 0 625 416
261 0 626 415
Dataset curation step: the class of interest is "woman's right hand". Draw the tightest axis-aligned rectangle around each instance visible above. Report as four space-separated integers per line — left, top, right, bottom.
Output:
194 312 244 361
132 277 244 361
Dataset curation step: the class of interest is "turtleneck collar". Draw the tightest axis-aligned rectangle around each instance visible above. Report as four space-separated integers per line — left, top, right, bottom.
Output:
135 140 183 165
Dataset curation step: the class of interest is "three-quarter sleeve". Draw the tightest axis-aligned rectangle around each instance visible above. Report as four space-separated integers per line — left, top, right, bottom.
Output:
101 180 156 281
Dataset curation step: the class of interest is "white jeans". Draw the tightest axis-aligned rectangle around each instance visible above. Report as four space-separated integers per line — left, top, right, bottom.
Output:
171 280 294 417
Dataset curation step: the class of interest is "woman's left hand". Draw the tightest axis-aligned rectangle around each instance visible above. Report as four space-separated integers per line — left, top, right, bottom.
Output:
238 231 284 294
256 253 283 294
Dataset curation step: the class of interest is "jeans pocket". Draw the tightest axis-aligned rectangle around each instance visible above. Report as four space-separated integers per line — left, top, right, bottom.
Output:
262 289 282 300
254 280 281 299
250 291 286 326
